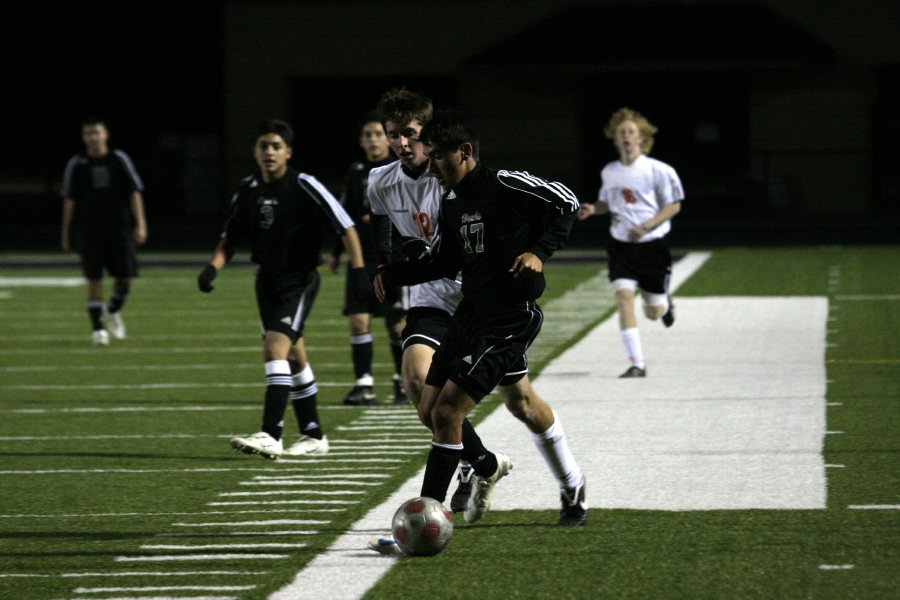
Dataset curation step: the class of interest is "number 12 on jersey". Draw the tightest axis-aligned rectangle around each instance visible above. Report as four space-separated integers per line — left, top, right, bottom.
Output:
413 212 433 237
460 222 484 253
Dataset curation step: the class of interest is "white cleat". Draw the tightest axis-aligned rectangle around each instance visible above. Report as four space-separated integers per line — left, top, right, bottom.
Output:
465 452 513 523
284 434 329 456
92 329 110 346
367 537 402 556
106 311 126 339
230 431 283 459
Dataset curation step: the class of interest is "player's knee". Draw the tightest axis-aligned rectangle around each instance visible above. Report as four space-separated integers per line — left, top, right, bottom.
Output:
430 400 461 432
500 386 531 421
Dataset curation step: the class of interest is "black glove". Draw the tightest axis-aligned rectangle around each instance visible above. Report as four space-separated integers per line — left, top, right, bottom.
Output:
197 264 218 293
348 266 374 303
401 238 430 262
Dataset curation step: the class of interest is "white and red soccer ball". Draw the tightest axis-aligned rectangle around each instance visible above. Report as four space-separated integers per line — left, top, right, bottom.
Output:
391 496 454 556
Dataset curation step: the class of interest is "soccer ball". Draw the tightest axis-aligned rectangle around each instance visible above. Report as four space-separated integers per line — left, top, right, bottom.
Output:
391 496 453 556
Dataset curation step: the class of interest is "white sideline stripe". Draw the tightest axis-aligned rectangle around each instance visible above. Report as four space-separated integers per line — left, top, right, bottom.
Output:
0 434 235 441
336 425 425 431
0 362 393 372
0 571 265 578
140 544 305 551
275 458 405 463
159 531 318 537
208 500 357 506
0 345 347 355
834 294 900 300
0 467 372 475
115 554 285 562
239 480 381 487
65 597 237 600
172 519 329 526
6 406 259 414
251 473 389 479
218 491 363 497
0 510 342 519
7 382 363 390
268 253 646 600
0 276 82 286
819 564 855 570
74 585 256 592
848 504 900 510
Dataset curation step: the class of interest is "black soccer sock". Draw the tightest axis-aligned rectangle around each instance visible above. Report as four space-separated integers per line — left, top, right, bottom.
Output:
87 300 104 331
107 290 128 314
421 441 463 503
461 419 498 478
389 331 404 375
350 332 374 380
261 360 292 440
291 365 323 439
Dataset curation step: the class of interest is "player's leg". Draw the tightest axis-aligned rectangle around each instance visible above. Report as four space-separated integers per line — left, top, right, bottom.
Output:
104 232 137 340
284 336 329 455
384 312 408 404
498 374 587 526
613 280 646 377
342 311 378 405
230 329 292 459
421 380 478 504
105 278 131 340
86 278 107 346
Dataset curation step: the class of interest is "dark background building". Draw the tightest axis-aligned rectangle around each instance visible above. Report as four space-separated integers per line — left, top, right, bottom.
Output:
3 0 899 251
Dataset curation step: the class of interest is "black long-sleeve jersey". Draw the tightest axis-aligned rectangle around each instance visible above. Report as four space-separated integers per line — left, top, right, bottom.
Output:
61 149 144 234
384 163 579 304
332 155 395 261
221 168 354 276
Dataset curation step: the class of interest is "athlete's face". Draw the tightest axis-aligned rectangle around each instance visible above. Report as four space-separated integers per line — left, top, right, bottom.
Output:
425 142 472 190
81 123 109 157
254 133 292 181
613 119 644 160
359 121 390 162
384 119 427 170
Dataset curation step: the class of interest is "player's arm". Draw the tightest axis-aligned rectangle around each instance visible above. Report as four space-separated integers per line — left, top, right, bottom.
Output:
577 200 609 220
198 189 244 293
130 191 147 245
61 197 75 252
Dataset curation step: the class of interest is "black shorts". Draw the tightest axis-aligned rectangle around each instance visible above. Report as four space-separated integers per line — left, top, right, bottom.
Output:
607 238 672 294
401 306 453 351
425 300 541 403
255 269 320 343
342 261 407 318
78 230 138 280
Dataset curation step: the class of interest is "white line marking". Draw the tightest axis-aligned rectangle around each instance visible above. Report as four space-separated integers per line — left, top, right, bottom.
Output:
0 362 393 372
238 480 382 487
834 294 900 300
172 519 329 527
0 571 266 578
115 554 286 562
140 544 305 551
0 509 343 519
207 500 357 506
0 276 82 286
74 586 256 592
848 504 900 510
218 491 364 497
824 464 845 468
6 381 365 390
818 564 855 570
251 473 389 480
158 531 318 537
0 466 377 475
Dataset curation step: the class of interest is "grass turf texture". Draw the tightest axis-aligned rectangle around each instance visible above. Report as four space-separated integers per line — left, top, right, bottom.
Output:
1 247 898 599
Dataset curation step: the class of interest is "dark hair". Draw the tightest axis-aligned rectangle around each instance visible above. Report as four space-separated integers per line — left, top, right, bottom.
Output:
358 110 381 132
420 109 479 156
81 116 107 129
376 88 433 128
256 119 294 146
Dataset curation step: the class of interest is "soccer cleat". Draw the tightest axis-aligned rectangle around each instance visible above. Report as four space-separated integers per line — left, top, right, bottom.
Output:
283 434 329 456
619 366 646 378
559 477 588 527
367 537 402 556
92 329 110 346
389 378 409 405
661 295 675 327
450 464 474 513
342 385 378 406
106 311 126 339
230 431 283 459
464 452 513 523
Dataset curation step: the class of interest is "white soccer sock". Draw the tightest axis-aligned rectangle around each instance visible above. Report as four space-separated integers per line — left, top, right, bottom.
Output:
291 364 318 399
620 327 645 369
531 410 583 489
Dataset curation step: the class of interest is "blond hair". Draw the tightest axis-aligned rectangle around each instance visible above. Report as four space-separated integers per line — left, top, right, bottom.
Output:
603 107 657 154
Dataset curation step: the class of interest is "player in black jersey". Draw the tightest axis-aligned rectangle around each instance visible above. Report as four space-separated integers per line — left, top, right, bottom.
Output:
328 112 408 406
381 109 588 526
197 119 371 459
61 117 147 346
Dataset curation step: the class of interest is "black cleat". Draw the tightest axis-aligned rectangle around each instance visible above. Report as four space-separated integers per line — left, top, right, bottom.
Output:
342 385 378 406
388 378 409 405
662 295 675 327
619 366 646 378
559 478 587 526
450 464 474 513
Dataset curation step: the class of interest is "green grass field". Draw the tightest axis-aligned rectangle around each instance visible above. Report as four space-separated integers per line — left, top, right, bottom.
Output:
1 246 897 599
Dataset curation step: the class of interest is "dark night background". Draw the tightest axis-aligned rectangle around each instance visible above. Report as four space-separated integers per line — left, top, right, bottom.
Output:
3 1 899 251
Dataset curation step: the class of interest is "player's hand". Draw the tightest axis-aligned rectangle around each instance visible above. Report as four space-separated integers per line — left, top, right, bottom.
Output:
134 226 148 245
627 224 648 242
197 264 218 293
374 266 387 303
509 252 542 278
348 267 373 303
327 255 340 273
401 238 430 262
577 202 596 220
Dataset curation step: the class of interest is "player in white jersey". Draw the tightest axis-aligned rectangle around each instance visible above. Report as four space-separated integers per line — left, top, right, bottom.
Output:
578 107 684 378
